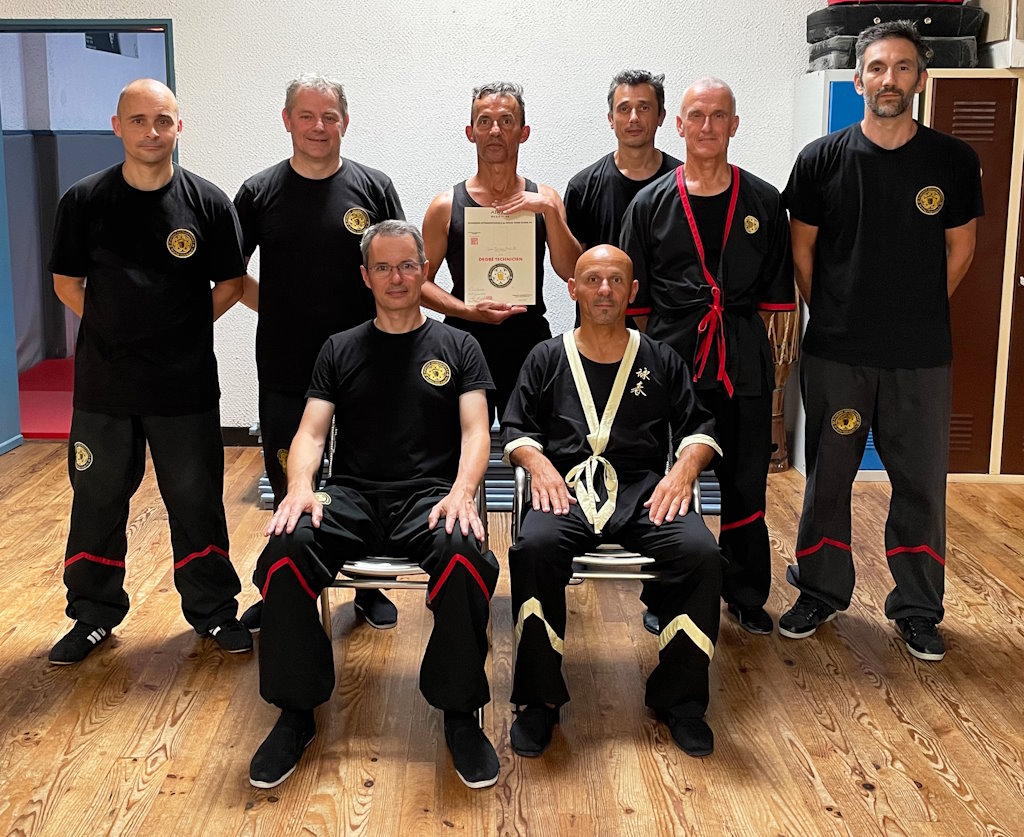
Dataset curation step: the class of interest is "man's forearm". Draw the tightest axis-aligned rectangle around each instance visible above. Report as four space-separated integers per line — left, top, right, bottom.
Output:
673 443 714 486
285 430 327 494
544 210 583 281
421 279 470 319
453 424 490 495
53 276 86 318
212 277 243 320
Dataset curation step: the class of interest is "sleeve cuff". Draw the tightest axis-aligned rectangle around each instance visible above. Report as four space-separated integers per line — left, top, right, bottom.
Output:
626 306 652 316
676 433 723 460
758 302 796 312
503 437 544 466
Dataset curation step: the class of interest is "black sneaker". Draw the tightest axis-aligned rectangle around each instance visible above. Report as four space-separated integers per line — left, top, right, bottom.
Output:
354 589 398 630
510 704 559 757
49 622 110 665
207 617 253 653
240 601 263 634
249 710 316 789
727 604 774 635
895 617 946 662
642 609 659 635
443 713 499 788
778 594 837 639
661 709 714 757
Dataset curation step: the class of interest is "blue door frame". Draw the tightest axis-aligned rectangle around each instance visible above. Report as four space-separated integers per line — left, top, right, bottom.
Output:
0 19 175 455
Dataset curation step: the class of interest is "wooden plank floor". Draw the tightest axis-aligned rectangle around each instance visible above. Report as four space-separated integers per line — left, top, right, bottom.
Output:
1 440 1022 836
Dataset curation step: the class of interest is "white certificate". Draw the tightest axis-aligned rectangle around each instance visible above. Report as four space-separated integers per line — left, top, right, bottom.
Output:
463 207 536 306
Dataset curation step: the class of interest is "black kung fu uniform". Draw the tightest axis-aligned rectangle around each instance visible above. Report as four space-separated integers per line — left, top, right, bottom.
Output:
48 164 246 632
443 180 552 422
233 159 405 505
502 330 724 717
621 165 794 610
783 123 983 621
254 319 500 713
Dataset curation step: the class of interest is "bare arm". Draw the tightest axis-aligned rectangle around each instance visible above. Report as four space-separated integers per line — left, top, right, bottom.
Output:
420 191 527 323
946 218 977 297
240 273 259 312
428 389 491 539
212 276 244 320
53 274 86 318
790 218 818 305
493 184 582 281
266 397 335 536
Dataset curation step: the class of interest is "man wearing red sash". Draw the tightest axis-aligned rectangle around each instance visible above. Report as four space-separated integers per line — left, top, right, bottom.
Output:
621 78 794 635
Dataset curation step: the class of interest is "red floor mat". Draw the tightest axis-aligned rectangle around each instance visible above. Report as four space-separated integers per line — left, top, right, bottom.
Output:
18 357 74 439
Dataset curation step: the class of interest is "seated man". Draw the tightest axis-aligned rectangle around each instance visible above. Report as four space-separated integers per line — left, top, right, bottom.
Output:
503 245 724 757
249 220 501 790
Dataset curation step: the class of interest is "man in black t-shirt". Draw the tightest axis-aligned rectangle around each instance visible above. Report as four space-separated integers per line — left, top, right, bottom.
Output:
234 73 405 631
781 22 983 662
621 78 795 638
249 221 501 791
47 78 251 664
503 245 723 758
421 82 582 422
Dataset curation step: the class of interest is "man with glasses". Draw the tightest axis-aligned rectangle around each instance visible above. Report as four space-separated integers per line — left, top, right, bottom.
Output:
249 221 501 790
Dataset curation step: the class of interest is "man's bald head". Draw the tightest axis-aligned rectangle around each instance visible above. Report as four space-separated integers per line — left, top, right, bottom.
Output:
570 245 638 330
681 77 736 116
117 78 178 119
575 244 634 280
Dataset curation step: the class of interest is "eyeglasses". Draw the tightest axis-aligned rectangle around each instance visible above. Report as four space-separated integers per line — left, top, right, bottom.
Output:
369 260 422 277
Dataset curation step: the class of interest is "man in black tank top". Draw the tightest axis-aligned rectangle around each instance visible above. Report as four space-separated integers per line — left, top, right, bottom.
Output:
421 82 582 422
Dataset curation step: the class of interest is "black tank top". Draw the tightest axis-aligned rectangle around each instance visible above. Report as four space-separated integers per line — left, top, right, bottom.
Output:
445 179 548 319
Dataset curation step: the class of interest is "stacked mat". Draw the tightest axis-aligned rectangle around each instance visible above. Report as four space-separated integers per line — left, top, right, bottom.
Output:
806 1 987 71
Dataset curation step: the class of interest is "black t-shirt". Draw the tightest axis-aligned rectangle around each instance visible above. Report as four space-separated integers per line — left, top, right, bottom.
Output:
688 190 732 278
621 166 795 395
784 123 983 368
564 150 682 250
48 164 245 416
234 158 405 395
306 318 493 489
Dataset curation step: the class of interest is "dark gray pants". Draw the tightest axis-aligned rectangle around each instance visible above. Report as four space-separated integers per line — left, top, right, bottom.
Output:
791 354 950 621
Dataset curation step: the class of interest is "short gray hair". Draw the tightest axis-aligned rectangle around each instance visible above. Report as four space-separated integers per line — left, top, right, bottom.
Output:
471 81 526 125
607 70 666 114
360 220 426 267
284 73 348 120
685 77 737 114
855 20 930 76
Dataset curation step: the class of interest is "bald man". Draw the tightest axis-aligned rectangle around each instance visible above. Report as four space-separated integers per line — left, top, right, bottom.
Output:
48 78 251 664
621 78 794 637
502 245 724 758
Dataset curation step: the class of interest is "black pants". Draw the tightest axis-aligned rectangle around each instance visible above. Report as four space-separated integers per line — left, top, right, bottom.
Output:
254 484 499 713
63 408 240 632
509 497 722 718
700 387 773 609
447 315 551 423
258 389 308 508
792 354 950 621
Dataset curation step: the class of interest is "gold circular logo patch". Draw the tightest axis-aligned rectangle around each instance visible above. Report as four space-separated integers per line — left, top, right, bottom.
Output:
343 207 370 234
74 441 93 471
743 215 759 234
831 409 862 436
421 359 451 387
313 491 331 506
276 449 288 474
166 229 197 258
915 186 944 216
487 263 513 288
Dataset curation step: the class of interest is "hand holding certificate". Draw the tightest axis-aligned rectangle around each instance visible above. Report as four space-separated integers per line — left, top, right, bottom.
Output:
464 207 536 306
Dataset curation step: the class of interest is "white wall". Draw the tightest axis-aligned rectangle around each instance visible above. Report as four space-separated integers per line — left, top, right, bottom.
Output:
0 0 820 425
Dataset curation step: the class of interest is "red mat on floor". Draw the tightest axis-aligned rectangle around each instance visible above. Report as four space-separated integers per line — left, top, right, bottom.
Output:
18 357 74 439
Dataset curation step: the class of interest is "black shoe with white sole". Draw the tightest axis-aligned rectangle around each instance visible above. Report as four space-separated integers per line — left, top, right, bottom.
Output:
239 601 262 633
249 710 316 789
727 604 774 635
49 622 111 665
896 616 946 661
443 712 499 789
778 594 837 639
